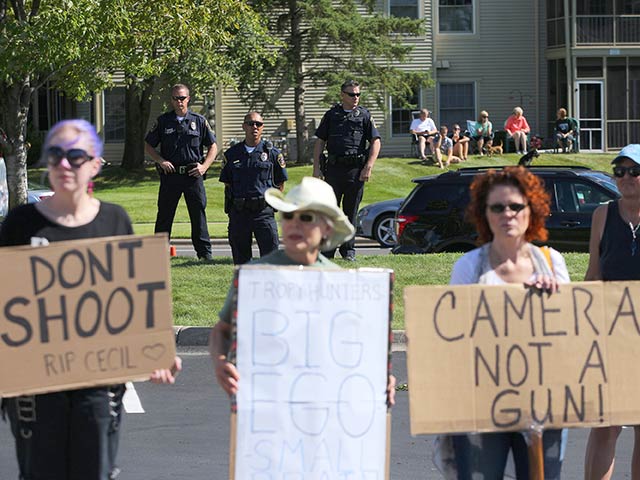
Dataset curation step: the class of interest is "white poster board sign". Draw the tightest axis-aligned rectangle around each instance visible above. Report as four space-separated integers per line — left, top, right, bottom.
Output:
234 266 391 479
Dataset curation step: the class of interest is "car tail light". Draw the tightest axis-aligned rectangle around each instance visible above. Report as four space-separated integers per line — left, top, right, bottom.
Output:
396 214 418 238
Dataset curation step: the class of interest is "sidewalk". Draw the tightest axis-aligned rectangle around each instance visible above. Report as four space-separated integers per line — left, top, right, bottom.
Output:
173 325 407 349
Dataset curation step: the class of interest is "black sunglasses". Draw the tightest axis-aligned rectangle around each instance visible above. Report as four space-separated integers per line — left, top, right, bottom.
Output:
282 211 318 223
244 120 264 128
46 146 94 168
613 165 640 178
172 95 188 101
487 202 527 214
342 91 361 98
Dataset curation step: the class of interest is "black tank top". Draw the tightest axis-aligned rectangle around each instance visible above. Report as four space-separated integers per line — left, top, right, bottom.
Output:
600 201 640 281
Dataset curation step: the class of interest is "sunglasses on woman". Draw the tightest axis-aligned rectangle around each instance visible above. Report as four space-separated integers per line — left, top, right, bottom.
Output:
46 146 94 168
613 165 640 178
282 211 318 223
487 202 527 214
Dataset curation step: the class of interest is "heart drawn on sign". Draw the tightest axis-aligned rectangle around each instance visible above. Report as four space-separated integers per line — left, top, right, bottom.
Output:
142 344 166 361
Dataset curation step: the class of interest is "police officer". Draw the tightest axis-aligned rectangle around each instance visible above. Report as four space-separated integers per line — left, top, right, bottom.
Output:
313 80 381 261
145 84 217 260
220 112 288 264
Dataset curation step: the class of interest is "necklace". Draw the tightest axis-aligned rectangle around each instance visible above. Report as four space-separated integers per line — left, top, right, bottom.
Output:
629 221 640 256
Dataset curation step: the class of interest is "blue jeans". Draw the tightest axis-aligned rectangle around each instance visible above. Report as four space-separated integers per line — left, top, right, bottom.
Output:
452 429 566 479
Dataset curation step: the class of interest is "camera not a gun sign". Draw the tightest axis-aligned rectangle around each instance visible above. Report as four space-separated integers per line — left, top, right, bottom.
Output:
405 282 640 435
0 234 176 397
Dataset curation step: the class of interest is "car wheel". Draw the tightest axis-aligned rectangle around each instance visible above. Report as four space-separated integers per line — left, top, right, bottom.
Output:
373 213 397 247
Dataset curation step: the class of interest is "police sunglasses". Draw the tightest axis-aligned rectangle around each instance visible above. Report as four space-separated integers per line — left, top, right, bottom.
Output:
244 121 264 128
342 91 361 98
281 211 319 223
46 146 94 168
487 202 528 214
613 165 640 178
172 95 188 101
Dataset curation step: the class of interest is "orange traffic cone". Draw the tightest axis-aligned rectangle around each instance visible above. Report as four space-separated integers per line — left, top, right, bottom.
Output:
169 245 177 257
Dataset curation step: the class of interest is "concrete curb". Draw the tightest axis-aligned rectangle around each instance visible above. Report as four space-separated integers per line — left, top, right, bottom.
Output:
170 236 383 248
173 326 407 347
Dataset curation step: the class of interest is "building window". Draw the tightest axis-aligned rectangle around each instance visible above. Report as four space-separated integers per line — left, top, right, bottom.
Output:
438 83 475 131
439 0 473 33
390 0 419 19
104 88 126 143
391 90 420 136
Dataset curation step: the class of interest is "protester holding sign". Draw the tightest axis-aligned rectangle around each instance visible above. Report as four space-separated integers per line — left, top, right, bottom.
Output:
584 144 640 480
210 176 396 403
437 166 569 479
0 119 180 480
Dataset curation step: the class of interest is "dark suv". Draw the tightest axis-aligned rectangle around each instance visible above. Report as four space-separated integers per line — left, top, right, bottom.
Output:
392 166 620 254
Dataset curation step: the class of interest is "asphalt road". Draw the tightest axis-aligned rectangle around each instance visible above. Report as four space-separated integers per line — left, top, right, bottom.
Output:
1 349 635 479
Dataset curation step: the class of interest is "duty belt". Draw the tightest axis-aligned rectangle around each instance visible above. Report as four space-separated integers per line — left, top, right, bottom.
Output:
232 197 267 213
176 164 196 174
327 154 366 168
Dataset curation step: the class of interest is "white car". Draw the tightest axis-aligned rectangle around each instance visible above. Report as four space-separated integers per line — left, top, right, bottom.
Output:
0 158 54 221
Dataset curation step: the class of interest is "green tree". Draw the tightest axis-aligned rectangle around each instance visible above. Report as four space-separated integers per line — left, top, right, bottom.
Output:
238 0 432 163
0 0 274 206
116 1 274 170
0 0 126 207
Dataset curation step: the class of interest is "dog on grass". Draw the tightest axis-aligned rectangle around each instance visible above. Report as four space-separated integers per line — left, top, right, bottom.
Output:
517 149 540 167
486 141 503 157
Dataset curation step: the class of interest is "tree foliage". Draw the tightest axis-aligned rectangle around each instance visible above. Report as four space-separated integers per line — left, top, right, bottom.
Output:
0 0 275 200
112 0 275 170
237 0 432 162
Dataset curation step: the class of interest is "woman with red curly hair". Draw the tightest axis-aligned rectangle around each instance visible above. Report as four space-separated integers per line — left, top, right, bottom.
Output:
440 166 570 479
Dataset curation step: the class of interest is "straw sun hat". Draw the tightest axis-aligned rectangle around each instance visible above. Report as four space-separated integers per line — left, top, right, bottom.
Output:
265 176 355 250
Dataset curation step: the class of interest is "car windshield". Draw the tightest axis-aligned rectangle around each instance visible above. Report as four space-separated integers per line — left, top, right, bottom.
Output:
580 172 620 195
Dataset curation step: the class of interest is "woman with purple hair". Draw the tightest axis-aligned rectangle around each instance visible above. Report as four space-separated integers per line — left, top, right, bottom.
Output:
0 119 181 479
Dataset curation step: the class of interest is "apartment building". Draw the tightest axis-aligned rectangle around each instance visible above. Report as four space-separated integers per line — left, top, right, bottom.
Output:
30 0 640 163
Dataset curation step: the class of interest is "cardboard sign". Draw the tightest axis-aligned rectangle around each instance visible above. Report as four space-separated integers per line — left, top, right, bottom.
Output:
0 234 176 397
233 266 392 479
405 281 640 435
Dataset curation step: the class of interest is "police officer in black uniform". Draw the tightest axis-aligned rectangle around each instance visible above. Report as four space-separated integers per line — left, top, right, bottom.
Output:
145 84 217 260
220 112 288 264
313 80 381 261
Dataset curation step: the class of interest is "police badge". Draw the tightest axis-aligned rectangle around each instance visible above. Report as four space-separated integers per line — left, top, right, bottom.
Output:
190 121 196 130
260 152 268 161
353 109 360 117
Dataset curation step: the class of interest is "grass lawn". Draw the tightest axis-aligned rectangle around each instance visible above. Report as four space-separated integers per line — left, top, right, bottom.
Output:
29 152 604 329
172 252 590 329
30 150 614 238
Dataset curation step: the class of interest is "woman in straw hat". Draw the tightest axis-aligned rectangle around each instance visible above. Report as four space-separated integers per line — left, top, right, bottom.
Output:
210 176 395 402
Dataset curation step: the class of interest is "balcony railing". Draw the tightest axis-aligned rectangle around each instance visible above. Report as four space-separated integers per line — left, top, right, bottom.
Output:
576 15 640 45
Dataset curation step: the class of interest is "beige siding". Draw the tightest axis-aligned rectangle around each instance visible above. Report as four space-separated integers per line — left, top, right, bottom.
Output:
432 0 543 135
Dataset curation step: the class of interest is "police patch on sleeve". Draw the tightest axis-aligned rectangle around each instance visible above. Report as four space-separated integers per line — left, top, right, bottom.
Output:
371 116 377 128
205 119 214 133
277 154 286 168
221 155 228 168
148 121 158 133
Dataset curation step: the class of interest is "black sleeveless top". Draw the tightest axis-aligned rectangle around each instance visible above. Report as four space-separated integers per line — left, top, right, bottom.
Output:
600 201 640 281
